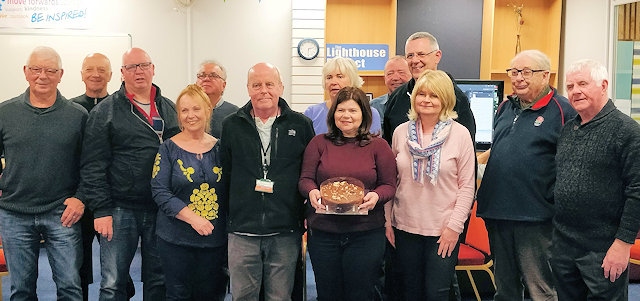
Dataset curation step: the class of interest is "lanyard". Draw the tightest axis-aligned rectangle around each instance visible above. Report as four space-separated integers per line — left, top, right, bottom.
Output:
260 141 271 179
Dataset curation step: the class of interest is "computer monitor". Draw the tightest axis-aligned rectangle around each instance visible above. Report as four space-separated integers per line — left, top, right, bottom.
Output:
456 80 505 151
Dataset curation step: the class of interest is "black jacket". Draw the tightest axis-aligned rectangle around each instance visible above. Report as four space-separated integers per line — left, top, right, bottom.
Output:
382 74 477 145
78 83 180 217
220 98 315 234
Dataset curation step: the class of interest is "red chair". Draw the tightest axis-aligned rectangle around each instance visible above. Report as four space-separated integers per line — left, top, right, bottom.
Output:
456 202 496 301
0 242 8 301
629 237 640 275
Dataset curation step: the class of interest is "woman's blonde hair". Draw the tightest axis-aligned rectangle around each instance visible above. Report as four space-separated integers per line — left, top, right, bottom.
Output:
407 70 458 121
176 84 213 133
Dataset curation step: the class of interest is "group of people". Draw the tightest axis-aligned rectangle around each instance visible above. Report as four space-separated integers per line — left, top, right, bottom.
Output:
476 49 640 301
0 30 638 301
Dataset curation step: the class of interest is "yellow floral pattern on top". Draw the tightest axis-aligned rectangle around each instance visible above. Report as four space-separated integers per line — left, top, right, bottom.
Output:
188 183 219 220
177 159 195 182
152 153 161 178
213 166 222 182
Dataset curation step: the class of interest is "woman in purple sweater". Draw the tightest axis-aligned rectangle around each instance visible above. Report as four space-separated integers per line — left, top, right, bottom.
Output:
299 86 397 301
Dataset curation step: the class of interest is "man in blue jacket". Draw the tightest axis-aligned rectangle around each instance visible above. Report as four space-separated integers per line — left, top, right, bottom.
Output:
477 49 576 301
77 47 180 301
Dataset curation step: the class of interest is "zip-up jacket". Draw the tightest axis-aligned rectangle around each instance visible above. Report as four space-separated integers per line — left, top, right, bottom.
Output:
476 87 576 221
220 98 315 235
77 83 180 218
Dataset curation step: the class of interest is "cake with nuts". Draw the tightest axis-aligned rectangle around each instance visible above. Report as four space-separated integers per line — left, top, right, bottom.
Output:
319 177 364 208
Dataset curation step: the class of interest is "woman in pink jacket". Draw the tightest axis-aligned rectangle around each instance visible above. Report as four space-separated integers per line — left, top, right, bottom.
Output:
385 70 476 300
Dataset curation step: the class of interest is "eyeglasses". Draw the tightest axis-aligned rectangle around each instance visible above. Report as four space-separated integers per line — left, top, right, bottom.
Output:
122 62 153 72
405 49 438 60
250 82 277 91
196 72 223 80
506 68 546 79
27 66 60 76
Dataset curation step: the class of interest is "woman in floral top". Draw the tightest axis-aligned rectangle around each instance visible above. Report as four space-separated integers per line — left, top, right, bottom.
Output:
151 84 227 300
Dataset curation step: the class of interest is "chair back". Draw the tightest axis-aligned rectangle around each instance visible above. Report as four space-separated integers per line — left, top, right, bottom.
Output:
464 201 490 255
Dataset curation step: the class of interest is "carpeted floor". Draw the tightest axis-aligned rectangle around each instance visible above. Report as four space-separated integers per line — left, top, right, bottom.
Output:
2 240 640 300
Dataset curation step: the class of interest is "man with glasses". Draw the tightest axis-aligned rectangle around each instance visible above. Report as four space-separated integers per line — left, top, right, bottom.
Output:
0 46 87 300
476 50 575 301
78 47 179 301
382 31 476 145
195 60 238 138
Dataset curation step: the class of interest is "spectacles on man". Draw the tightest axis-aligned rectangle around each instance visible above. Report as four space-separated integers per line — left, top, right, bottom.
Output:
27 66 60 76
122 62 153 72
196 72 223 80
405 49 438 60
506 68 546 79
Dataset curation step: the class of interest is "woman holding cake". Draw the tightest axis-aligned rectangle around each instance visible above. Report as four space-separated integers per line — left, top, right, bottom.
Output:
299 86 397 301
385 70 475 300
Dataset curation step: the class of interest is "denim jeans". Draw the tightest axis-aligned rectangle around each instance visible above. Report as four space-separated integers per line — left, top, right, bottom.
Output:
228 232 301 301
394 228 459 301
307 227 386 301
0 204 83 301
99 207 165 301
158 237 227 301
486 219 557 301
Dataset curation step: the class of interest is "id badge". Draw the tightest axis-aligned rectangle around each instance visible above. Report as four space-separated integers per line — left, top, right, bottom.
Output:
255 178 274 193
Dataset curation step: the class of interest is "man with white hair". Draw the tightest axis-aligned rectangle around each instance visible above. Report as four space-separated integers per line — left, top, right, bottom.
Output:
0 46 87 300
195 60 238 138
552 59 640 300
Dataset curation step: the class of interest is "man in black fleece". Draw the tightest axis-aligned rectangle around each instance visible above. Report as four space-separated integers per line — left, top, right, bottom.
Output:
382 31 476 145
69 53 136 301
553 59 640 300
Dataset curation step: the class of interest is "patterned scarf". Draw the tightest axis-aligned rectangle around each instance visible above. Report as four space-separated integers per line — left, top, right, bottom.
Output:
407 118 453 185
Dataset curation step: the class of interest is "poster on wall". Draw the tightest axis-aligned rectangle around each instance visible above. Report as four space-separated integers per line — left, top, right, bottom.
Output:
0 0 90 29
326 43 389 72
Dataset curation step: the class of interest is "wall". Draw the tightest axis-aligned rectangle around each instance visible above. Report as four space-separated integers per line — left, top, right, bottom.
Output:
190 0 293 106
0 0 293 107
0 0 613 108
396 0 483 79
560 0 609 95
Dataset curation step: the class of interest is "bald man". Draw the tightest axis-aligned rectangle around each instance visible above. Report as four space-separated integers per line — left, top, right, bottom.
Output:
69 53 137 301
370 55 411 132
221 63 314 300
78 48 180 300
70 53 113 112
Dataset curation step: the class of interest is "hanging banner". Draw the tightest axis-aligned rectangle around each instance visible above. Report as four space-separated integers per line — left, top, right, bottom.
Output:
0 0 90 29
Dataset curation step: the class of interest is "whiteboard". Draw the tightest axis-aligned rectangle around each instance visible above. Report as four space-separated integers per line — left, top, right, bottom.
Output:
0 31 132 102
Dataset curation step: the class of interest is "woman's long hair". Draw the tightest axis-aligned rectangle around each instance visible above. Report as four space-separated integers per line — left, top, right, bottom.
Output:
325 86 374 146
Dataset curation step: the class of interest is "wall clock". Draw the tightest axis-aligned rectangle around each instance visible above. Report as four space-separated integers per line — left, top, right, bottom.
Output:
297 38 320 60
